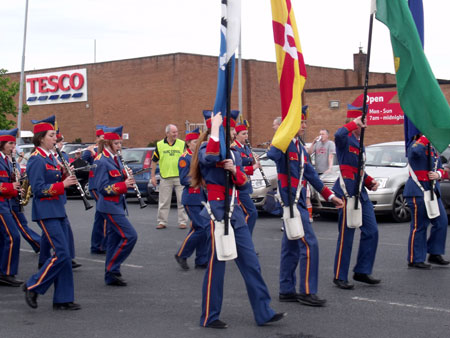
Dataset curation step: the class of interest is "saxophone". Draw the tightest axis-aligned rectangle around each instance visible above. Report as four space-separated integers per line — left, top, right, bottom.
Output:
20 174 32 206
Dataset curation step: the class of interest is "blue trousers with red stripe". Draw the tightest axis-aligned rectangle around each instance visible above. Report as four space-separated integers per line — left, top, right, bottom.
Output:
406 196 448 263
176 205 208 266
39 217 75 266
280 204 319 295
333 198 378 281
11 209 40 253
0 212 21 276
200 214 275 326
101 213 138 284
91 190 107 253
25 217 74 303
239 192 258 235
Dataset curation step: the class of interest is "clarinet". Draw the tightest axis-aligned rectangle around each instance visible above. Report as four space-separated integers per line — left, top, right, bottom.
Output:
245 139 271 188
11 156 24 212
117 150 147 209
55 147 93 210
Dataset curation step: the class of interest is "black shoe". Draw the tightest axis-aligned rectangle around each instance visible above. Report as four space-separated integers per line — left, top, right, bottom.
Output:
53 302 81 310
353 273 381 285
91 250 106 255
107 274 127 286
279 293 300 302
72 260 82 269
22 284 38 309
195 263 208 269
205 319 228 329
333 278 354 290
428 254 450 265
265 312 287 324
408 262 432 269
174 254 189 270
297 294 327 307
0 275 24 287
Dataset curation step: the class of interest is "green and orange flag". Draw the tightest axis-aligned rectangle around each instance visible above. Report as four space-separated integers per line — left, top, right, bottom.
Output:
270 0 307 153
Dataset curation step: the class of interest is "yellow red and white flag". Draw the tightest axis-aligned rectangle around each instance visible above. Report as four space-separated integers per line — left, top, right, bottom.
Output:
271 0 307 152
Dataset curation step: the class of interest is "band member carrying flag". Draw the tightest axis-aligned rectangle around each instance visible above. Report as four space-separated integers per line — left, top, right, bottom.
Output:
267 0 343 305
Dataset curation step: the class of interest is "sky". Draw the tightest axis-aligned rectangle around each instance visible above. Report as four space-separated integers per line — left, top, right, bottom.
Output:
2 0 450 79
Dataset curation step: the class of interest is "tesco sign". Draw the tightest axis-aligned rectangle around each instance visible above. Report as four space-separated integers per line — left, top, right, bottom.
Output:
26 69 88 105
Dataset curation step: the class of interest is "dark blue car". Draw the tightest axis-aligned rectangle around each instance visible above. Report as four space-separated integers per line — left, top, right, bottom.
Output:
121 147 154 203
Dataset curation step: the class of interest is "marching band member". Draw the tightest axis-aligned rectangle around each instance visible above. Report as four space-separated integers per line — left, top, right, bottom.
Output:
191 110 285 329
233 121 259 235
38 132 81 269
267 106 343 306
22 115 80 310
10 146 41 254
332 116 381 290
174 128 208 270
94 126 137 286
83 125 107 254
404 134 449 269
0 128 23 287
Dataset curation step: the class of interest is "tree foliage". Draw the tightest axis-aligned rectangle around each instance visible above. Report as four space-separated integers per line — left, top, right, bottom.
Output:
0 69 29 129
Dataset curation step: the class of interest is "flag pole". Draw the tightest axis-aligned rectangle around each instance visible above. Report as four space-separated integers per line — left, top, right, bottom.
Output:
224 61 232 236
17 0 30 142
354 12 374 210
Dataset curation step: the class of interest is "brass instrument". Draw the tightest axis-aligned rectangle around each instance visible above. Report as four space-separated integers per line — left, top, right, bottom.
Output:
117 150 147 209
55 147 93 210
21 175 32 206
245 139 271 188
11 156 25 212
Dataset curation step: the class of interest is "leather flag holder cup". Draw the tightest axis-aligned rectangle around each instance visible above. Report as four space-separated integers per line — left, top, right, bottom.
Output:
345 196 363 228
283 206 304 240
203 185 238 262
424 190 440 219
408 165 440 219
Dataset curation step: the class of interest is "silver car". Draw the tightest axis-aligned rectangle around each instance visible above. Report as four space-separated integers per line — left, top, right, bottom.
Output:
250 154 278 210
312 141 411 222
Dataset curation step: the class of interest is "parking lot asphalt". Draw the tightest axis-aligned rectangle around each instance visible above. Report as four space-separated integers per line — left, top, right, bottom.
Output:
2 199 450 338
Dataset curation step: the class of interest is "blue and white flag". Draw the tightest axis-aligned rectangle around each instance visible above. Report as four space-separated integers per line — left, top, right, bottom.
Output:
213 0 241 159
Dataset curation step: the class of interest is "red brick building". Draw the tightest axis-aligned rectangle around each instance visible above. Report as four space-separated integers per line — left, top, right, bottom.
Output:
6 51 450 147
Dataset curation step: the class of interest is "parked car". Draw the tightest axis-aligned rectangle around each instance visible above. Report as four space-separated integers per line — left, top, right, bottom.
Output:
62 143 95 162
121 147 154 202
311 141 411 222
250 154 278 211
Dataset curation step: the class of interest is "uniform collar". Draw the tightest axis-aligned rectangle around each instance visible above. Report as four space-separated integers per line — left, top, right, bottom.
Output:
37 147 52 157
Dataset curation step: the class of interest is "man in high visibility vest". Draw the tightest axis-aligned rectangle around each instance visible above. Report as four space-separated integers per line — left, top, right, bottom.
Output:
151 124 188 229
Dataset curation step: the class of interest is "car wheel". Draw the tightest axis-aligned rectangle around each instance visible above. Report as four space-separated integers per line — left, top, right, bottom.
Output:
392 187 411 223
84 182 93 200
146 186 158 204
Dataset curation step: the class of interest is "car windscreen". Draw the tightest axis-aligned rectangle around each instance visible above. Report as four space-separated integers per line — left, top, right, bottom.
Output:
365 145 407 167
260 156 275 168
122 149 145 164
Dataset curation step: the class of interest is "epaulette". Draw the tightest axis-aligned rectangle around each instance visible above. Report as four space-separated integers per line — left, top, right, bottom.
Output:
30 150 43 157
181 151 189 158
94 153 102 160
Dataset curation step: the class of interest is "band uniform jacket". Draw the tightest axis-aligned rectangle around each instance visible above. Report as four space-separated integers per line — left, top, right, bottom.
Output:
94 150 128 215
404 136 446 198
26 148 67 221
332 121 376 200
267 140 333 209
0 155 18 213
178 149 206 207
198 138 248 226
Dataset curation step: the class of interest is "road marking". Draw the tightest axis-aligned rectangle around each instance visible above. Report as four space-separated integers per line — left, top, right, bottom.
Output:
352 296 450 314
20 248 143 269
